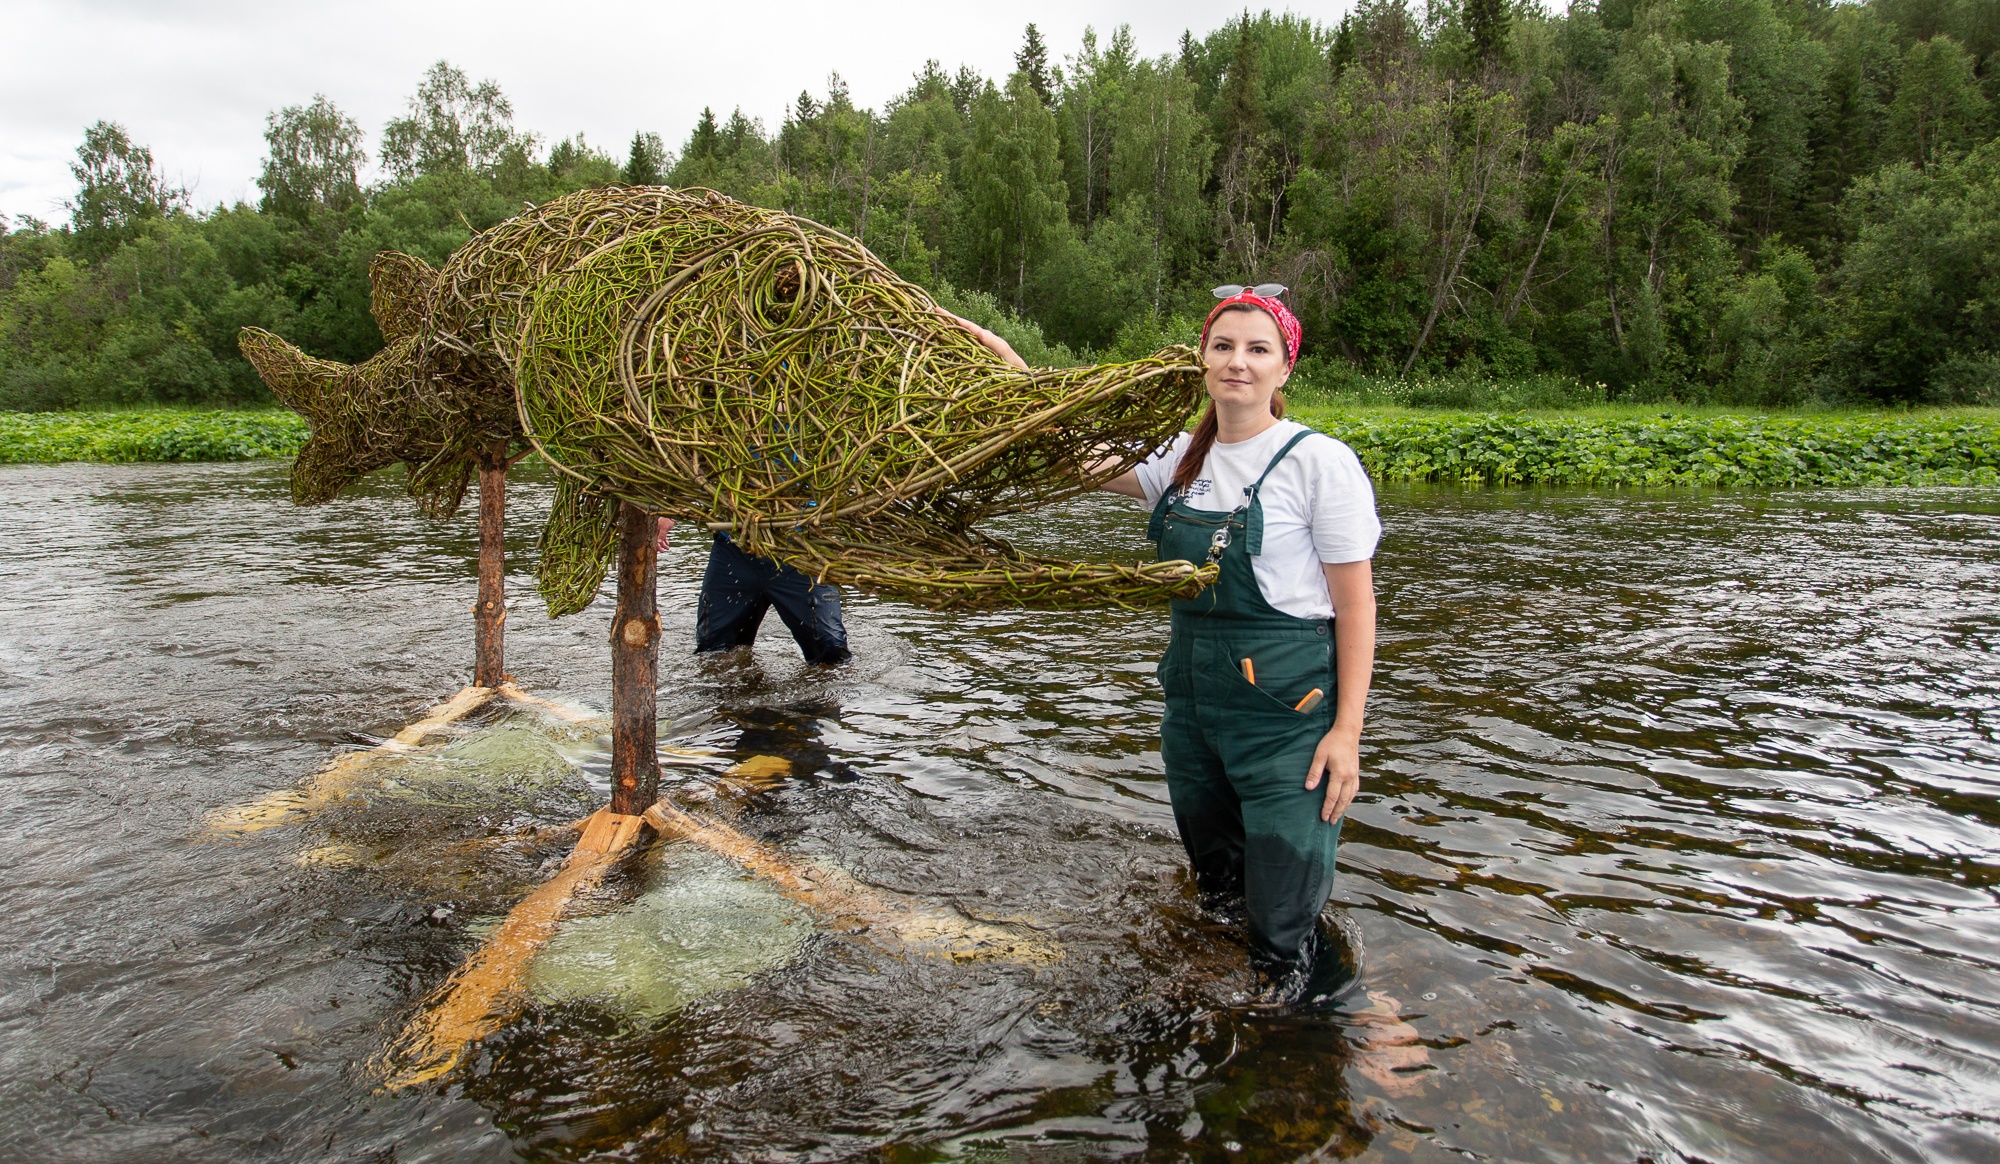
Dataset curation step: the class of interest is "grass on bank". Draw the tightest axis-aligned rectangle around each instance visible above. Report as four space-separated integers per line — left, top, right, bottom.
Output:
4 403 2000 488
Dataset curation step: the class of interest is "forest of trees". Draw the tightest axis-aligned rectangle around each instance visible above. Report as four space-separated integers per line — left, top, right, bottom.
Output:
2 0 1997 411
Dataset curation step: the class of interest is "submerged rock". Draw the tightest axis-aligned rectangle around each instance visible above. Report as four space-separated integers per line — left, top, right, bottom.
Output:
526 845 810 1019
364 723 596 814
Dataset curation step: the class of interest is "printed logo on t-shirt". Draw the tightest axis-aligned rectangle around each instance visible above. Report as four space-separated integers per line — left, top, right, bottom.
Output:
1182 479 1213 499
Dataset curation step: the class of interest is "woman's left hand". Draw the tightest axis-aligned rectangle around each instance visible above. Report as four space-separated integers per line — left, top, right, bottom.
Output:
1305 724 1362 823
941 310 1028 370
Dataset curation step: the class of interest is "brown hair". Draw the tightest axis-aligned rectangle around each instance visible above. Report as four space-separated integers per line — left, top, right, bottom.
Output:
1172 304 1289 494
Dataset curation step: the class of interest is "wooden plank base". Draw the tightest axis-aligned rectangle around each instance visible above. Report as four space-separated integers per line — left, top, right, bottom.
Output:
379 807 649 1089
642 799 1062 966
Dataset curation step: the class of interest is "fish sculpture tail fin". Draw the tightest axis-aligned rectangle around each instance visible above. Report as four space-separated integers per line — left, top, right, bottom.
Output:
238 326 387 505
239 326 348 428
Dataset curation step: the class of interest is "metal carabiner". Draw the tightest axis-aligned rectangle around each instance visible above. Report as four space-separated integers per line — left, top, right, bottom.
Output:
1207 525 1232 562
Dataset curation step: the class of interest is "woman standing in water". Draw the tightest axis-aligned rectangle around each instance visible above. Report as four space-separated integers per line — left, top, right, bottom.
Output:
957 289 1378 1003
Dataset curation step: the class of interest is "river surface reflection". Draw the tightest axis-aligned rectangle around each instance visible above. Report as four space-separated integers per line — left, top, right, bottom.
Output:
1 461 1997 1162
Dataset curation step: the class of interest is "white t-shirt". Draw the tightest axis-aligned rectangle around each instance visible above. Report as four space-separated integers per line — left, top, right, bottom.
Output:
1133 420 1381 619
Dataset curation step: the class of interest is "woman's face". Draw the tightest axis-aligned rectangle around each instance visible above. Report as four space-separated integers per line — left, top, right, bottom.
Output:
1202 308 1291 409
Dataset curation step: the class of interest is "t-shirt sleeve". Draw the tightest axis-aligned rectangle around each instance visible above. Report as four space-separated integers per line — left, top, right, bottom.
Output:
1132 433 1191 508
1307 437 1381 563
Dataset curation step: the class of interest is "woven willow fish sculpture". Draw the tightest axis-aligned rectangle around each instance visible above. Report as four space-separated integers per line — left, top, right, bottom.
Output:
239 187 1216 614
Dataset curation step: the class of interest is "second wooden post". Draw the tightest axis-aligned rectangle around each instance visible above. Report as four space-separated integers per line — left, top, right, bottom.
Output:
473 439 509 688
609 499 661 815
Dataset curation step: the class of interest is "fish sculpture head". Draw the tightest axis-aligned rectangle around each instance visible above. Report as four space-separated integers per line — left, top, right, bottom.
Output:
240 188 1219 614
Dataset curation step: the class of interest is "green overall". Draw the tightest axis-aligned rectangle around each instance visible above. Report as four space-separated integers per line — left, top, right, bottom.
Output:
1149 429 1343 980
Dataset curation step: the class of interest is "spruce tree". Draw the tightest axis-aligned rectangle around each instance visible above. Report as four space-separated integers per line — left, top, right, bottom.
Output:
1465 0 1510 66
1016 24 1053 105
622 132 663 185
689 108 720 162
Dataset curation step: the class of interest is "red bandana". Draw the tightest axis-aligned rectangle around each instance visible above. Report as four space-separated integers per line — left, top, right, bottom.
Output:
1201 291 1302 367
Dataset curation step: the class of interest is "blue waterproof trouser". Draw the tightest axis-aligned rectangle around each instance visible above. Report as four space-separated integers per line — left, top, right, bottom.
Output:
695 533 851 664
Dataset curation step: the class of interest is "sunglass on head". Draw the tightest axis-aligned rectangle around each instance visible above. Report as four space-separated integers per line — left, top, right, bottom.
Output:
1213 283 1288 299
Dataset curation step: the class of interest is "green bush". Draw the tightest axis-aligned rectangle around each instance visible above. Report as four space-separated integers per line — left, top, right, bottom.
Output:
0 410 307 463
1289 407 2000 487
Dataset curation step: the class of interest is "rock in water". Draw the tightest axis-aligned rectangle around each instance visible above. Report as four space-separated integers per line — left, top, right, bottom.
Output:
526 845 810 1019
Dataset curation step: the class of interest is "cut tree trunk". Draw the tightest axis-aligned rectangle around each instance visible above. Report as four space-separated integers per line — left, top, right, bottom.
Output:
473 439 508 688
610 500 660 815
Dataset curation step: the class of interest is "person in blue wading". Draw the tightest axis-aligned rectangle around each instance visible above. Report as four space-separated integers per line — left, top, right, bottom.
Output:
963 292 1379 1007
656 518 852 665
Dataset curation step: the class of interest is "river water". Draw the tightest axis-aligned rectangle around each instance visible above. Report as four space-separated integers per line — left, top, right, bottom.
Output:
2 461 1997 1162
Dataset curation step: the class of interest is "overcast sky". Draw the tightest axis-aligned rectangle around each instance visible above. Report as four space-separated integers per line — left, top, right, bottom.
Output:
1 0 1348 224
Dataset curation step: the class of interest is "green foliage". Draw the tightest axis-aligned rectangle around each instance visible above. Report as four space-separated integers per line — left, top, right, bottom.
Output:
667 107 778 203
545 135 622 189
1465 0 1512 65
962 73 1069 310
1288 364 1611 409
930 282 1083 367
0 213 292 410
0 409 305 463
1830 140 2000 401
1289 406 2000 486
68 121 186 262
259 96 366 220
1 62 657 411
622 132 668 185
16 405 1995 495
379 61 535 182
8 5 2000 412
1016 24 1055 106
1886 35 1992 167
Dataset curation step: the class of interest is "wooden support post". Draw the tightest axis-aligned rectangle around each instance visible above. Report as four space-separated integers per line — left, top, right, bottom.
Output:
609 499 660 815
473 439 508 689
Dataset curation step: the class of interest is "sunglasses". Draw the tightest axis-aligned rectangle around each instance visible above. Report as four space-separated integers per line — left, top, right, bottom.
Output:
1213 282 1288 299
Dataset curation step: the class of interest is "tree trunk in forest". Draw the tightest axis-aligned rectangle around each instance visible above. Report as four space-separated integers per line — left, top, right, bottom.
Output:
473 439 507 688
1601 128 1626 352
609 499 660 815
857 120 874 244
1504 175 1574 328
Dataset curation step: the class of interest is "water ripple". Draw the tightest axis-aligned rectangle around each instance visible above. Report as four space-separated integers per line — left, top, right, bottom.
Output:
0 464 1995 1161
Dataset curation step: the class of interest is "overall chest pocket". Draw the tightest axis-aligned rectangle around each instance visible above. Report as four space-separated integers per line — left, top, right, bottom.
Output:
1191 631 1333 721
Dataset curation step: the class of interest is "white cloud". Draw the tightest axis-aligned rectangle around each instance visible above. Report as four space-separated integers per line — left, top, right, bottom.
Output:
1 0 1341 223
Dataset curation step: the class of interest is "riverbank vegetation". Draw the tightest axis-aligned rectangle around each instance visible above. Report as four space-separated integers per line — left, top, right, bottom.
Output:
0 410 306 464
7 406 1995 488
3 0 1998 414
1295 406 2000 485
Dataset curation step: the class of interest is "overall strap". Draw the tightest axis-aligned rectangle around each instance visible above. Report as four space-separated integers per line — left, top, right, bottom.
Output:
1243 429 1317 556
1146 482 1174 543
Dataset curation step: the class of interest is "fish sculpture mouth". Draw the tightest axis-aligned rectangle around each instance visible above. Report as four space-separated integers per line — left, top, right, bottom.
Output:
240 187 1219 615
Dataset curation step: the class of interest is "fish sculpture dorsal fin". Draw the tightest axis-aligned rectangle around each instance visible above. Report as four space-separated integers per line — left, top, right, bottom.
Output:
368 251 438 342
